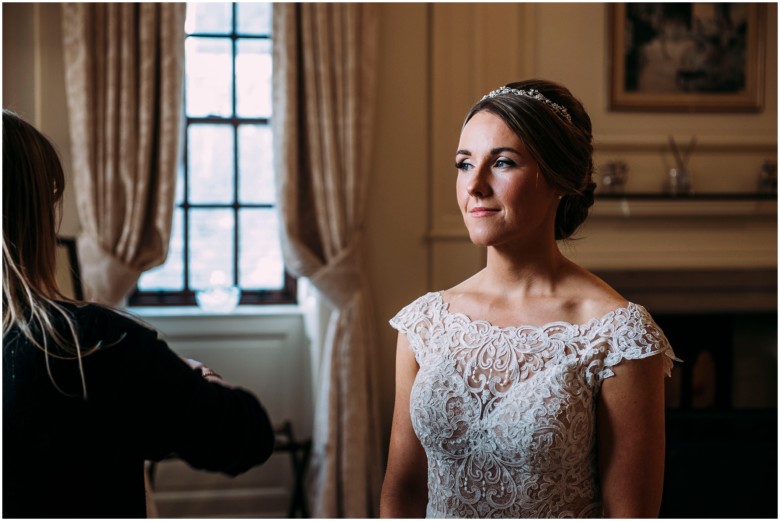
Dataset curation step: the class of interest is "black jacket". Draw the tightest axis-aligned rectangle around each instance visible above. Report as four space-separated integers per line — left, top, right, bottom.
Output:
3 302 275 518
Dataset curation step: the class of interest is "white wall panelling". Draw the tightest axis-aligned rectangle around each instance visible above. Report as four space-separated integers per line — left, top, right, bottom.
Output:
137 311 311 518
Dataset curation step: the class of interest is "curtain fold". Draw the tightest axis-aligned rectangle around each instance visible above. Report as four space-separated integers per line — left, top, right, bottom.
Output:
62 2 185 306
273 3 383 517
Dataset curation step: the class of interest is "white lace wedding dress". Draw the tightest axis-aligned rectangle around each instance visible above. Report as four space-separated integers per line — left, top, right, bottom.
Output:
390 292 678 518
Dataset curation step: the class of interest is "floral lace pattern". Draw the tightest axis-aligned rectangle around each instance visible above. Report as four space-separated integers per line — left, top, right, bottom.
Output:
390 292 678 518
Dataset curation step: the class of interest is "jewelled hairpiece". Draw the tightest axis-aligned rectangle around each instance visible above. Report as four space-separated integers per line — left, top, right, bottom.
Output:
480 86 572 124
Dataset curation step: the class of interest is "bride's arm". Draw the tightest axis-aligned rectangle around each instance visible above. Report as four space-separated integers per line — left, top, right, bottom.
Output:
597 354 667 517
380 333 428 518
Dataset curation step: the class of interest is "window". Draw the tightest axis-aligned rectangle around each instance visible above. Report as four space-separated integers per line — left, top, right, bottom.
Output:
130 3 295 307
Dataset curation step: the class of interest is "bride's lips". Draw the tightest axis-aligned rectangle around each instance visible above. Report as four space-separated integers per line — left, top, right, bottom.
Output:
469 207 500 217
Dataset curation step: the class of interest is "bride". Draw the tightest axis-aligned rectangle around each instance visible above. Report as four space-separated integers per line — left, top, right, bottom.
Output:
380 80 679 518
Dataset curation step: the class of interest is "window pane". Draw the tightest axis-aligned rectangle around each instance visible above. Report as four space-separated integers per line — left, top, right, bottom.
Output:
131 3 292 307
190 209 234 290
186 38 232 117
174 161 185 205
239 209 284 289
238 124 274 204
237 3 272 35
185 3 232 34
137 209 185 290
236 39 272 118
188 125 234 204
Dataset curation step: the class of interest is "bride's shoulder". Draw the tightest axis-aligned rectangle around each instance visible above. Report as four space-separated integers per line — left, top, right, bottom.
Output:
395 291 443 316
439 286 483 316
440 271 485 301
564 267 629 321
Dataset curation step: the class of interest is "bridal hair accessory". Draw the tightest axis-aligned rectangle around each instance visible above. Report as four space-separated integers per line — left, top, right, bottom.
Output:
480 86 572 124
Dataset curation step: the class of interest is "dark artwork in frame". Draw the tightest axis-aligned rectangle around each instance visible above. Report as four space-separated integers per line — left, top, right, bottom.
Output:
609 3 766 112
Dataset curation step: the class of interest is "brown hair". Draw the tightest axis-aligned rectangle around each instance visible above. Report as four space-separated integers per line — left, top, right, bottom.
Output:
3 109 88 397
464 79 596 240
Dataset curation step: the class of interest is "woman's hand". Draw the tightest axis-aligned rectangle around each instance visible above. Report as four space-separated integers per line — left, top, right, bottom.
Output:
183 357 233 388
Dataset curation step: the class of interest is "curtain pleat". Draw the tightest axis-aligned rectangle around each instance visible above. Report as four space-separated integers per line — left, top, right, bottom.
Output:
62 2 185 306
272 3 383 517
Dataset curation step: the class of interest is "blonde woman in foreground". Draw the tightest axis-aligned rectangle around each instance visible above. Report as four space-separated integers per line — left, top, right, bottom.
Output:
3 110 276 518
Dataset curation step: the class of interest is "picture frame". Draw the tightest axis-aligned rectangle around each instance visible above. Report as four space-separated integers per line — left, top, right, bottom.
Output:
55 236 84 300
608 3 766 112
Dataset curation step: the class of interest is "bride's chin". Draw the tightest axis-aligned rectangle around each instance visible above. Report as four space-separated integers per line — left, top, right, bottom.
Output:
467 231 494 247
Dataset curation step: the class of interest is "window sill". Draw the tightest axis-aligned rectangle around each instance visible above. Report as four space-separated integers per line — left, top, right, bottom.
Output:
128 304 303 319
127 304 309 343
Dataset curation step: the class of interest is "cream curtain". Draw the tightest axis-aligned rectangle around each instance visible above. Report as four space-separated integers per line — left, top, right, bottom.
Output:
273 4 383 517
62 3 186 306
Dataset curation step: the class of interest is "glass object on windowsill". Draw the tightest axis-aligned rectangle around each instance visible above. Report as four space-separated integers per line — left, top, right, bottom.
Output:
196 270 241 313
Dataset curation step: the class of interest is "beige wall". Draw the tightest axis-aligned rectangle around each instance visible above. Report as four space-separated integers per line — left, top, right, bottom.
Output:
3 4 36 117
5 2 778 451
366 4 430 439
4 3 79 237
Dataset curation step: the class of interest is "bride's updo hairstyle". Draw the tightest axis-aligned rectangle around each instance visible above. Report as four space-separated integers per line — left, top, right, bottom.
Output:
464 79 596 240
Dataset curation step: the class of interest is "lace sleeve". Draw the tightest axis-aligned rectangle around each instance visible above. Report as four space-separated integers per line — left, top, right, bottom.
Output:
597 304 681 381
389 292 439 355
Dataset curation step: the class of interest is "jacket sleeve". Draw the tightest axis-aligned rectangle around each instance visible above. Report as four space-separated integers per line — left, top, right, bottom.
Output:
81 313 275 476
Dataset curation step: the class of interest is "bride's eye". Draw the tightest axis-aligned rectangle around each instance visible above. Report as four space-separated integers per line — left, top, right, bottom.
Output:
455 161 472 171
495 158 516 168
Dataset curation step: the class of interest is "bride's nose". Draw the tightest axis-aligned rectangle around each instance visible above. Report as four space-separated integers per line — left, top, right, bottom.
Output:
467 164 492 199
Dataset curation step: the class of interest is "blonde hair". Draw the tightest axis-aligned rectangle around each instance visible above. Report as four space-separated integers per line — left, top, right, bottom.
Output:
2 109 91 398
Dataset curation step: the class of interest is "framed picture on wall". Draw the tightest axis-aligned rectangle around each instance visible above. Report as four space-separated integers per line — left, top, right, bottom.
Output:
55 236 84 300
608 3 766 112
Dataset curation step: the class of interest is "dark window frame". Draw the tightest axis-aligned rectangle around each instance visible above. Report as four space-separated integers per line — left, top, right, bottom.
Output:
128 3 295 308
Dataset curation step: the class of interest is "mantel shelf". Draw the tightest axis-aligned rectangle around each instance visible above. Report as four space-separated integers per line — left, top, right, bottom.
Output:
591 193 777 218
596 192 776 201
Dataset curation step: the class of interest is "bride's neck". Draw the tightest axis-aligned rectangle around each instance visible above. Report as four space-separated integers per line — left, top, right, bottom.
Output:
482 237 568 296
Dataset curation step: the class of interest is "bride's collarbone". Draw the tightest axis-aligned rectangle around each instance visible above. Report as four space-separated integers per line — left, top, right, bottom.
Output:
441 292 625 329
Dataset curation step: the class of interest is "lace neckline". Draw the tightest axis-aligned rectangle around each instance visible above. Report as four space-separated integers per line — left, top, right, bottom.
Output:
434 291 637 333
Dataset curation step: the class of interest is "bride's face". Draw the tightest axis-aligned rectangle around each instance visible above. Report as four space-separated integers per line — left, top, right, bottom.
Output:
455 111 559 247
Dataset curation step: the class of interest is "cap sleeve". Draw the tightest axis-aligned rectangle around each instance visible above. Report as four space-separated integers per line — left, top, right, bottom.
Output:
597 303 681 381
389 292 440 355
